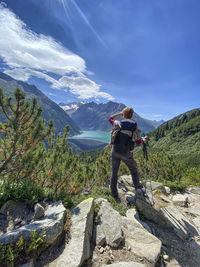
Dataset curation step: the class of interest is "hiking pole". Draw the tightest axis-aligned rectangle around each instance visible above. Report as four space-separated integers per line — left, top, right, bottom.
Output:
142 137 155 206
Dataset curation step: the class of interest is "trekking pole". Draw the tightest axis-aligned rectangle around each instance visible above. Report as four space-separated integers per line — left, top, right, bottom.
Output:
142 138 155 206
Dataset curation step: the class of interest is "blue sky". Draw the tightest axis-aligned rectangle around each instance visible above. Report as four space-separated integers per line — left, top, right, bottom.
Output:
0 0 199 120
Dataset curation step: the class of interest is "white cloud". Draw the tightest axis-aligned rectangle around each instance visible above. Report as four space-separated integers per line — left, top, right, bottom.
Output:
0 3 114 101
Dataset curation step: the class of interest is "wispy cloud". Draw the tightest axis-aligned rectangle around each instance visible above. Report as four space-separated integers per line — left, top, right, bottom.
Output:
59 0 107 48
0 3 113 101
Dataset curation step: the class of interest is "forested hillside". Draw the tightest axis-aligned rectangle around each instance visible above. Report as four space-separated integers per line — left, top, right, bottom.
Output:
146 108 200 167
0 72 81 136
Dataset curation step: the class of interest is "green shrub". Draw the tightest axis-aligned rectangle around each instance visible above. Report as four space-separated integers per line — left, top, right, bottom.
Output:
0 180 46 208
181 167 200 186
0 230 46 267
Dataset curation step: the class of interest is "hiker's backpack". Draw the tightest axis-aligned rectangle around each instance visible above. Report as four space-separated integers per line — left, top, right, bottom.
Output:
110 124 121 145
110 120 141 151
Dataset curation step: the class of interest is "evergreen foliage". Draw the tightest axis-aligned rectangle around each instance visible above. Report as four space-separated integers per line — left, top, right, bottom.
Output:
0 88 53 180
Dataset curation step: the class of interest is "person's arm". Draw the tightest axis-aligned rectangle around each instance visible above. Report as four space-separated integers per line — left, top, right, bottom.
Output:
108 112 122 126
110 112 123 119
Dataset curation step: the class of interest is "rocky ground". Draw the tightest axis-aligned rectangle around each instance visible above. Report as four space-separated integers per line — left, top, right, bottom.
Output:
1 175 200 267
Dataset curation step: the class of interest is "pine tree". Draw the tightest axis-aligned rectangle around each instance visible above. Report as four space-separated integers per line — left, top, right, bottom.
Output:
0 88 53 181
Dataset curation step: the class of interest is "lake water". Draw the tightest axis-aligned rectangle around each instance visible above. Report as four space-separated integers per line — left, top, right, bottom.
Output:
71 130 110 144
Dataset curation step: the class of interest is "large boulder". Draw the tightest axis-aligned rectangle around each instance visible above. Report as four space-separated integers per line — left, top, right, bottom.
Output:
136 199 172 228
161 204 199 240
49 198 94 267
126 209 152 233
97 201 124 248
0 201 66 246
122 210 162 265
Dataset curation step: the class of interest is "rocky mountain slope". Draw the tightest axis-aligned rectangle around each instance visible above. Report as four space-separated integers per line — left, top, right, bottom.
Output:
59 101 88 116
60 101 164 133
0 72 81 136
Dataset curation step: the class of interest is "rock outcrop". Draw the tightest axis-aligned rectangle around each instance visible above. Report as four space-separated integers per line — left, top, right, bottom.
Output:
2 175 200 267
0 200 65 246
48 197 94 267
97 201 124 248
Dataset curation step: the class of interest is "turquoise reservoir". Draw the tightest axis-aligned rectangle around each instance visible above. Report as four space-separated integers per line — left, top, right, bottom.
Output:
71 130 110 144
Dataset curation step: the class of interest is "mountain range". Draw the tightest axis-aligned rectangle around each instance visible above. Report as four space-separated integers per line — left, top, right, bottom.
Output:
0 72 198 156
0 72 81 136
59 101 164 133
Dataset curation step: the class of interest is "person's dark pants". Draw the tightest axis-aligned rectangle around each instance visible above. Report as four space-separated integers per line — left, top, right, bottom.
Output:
110 150 141 198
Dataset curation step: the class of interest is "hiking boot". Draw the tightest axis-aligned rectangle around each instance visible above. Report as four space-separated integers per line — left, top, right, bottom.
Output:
135 188 147 200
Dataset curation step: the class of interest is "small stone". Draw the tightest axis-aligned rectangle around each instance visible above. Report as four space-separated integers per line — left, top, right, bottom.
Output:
164 186 171 195
110 254 114 260
128 246 131 251
105 245 110 251
100 247 104 254
33 203 45 220
93 255 98 261
14 218 22 226
163 254 169 261
172 194 189 207
95 198 108 204
160 195 171 203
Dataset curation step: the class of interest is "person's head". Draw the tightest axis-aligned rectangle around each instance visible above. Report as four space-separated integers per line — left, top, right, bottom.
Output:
122 107 134 119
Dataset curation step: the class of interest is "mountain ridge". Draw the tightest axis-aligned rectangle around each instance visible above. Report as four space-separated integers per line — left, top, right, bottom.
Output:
0 72 81 136
60 101 164 133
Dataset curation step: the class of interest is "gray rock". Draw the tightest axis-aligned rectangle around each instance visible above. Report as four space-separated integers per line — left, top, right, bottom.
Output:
136 199 172 228
122 215 162 265
166 259 181 266
95 198 108 204
160 195 171 203
191 188 200 195
119 175 133 186
94 223 106 246
193 217 200 229
19 259 34 267
163 254 169 261
164 186 171 195
161 204 199 240
126 209 152 233
183 192 200 204
0 201 66 246
102 262 145 267
33 203 45 220
172 194 189 207
187 203 200 216
49 198 94 267
98 201 124 248
142 180 166 193
0 200 29 219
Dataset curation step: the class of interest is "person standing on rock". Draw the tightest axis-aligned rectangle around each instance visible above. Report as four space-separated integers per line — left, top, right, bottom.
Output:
108 107 145 203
